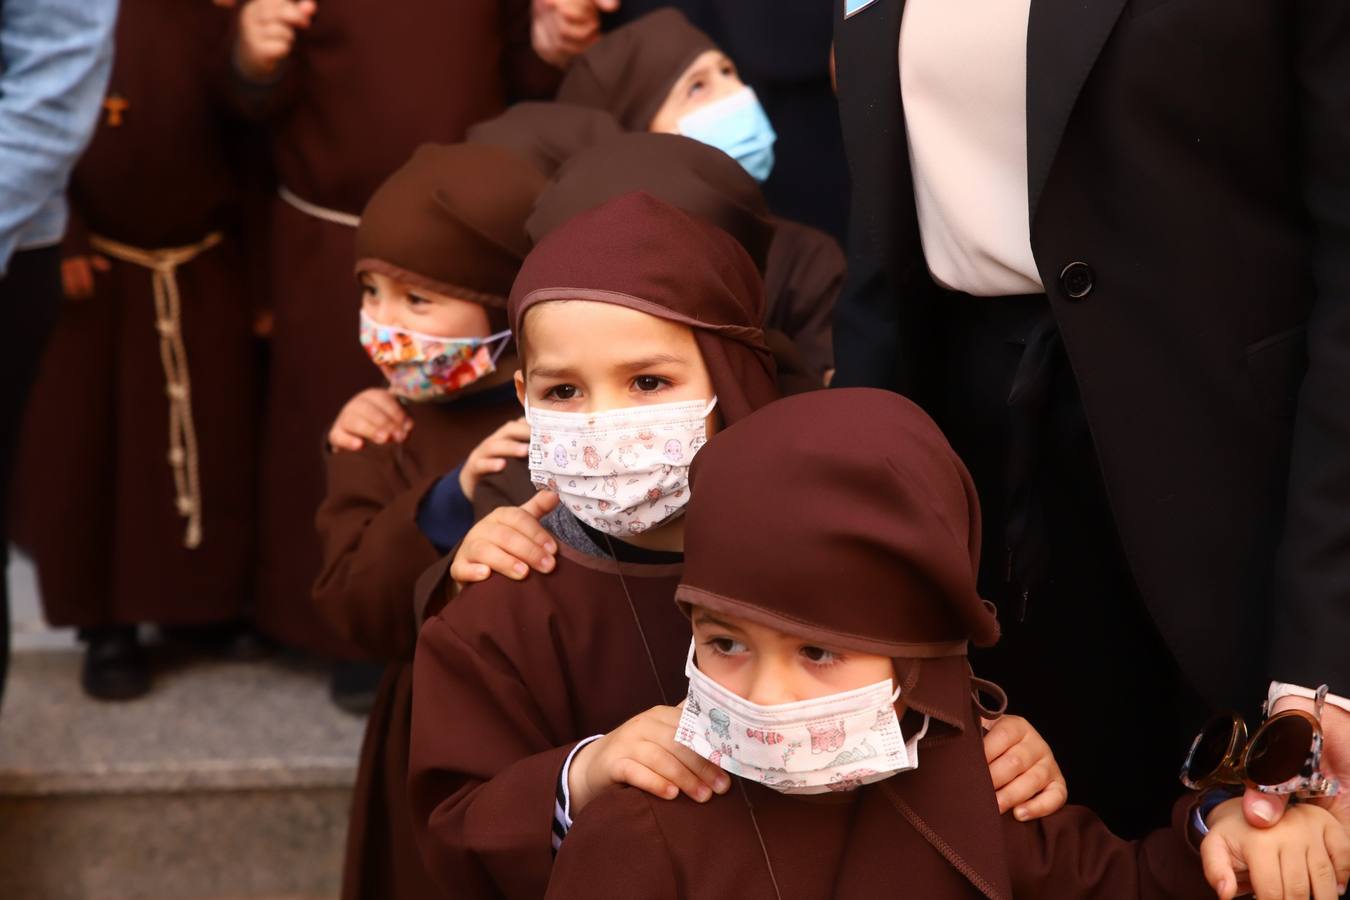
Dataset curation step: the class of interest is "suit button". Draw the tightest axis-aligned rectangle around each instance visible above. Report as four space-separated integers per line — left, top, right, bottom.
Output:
1059 261 1094 299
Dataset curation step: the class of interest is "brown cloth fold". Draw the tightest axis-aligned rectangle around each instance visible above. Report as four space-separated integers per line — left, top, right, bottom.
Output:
556 8 717 130
355 143 545 307
526 132 774 272
465 102 622 177
677 388 1002 729
509 191 778 425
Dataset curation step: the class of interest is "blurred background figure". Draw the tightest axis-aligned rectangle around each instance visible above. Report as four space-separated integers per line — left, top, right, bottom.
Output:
228 0 559 709
11 0 263 702
533 0 848 241
0 0 118 706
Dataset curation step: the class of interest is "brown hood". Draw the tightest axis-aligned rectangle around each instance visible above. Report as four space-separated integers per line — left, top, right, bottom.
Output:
355 143 545 308
676 388 1002 729
509 191 778 426
556 8 717 130
526 133 774 273
465 102 623 178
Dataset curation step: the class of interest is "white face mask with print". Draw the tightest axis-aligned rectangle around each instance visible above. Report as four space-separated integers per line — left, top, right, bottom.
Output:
675 641 929 795
526 397 717 537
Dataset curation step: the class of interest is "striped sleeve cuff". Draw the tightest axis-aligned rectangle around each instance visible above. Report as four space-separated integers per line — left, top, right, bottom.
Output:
552 735 604 852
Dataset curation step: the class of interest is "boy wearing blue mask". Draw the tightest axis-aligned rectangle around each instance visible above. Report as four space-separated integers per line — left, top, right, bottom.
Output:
557 8 778 183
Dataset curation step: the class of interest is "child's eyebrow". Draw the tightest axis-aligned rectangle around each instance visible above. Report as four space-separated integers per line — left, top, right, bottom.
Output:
527 364 577 380
693 611 741 633
615 354 687 373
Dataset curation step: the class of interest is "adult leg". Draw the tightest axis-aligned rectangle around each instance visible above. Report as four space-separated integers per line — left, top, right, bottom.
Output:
0 247 63 708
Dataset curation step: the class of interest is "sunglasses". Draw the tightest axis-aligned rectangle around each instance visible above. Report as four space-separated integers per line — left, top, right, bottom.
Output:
1180 684 1340 798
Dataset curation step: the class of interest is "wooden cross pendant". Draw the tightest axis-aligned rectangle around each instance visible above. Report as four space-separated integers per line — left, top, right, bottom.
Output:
103 94 129 127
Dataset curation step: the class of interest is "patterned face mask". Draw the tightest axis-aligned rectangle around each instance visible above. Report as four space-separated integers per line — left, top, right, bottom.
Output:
526 397 717 536
675 641 929 795
359 310 511 401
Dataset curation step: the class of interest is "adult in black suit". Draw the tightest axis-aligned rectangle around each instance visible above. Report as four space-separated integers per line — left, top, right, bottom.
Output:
832 0 1349 836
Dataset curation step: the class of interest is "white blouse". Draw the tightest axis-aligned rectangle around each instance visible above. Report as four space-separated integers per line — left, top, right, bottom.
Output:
898 0 1043 296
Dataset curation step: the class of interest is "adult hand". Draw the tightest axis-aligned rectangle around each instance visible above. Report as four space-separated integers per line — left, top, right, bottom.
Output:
60 254 109 300
530 0 618 69
236 0 316 82
1243 695 1350 830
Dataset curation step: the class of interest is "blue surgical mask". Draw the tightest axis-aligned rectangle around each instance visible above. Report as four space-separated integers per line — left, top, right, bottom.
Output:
677 86 777 183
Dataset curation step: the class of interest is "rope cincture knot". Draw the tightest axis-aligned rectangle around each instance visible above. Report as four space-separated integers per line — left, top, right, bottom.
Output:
89 231 223 550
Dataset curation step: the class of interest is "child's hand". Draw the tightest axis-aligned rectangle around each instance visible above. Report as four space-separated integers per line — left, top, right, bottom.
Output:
450 490 560 583
327 388 411 453
568 705 731 815
458 418 530 501
61 254 109 300
982 715 1068 821
236 0 316 82
1202 799 1350 899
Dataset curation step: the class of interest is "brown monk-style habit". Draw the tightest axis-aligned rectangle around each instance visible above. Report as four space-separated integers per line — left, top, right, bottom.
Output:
548 388 1211 899
13 0 256 632
313 144 544 900
408 193 779 899
230 0 558 657
466 102 623 178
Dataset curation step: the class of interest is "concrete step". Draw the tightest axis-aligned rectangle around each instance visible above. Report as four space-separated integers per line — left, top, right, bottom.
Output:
0 643 366 900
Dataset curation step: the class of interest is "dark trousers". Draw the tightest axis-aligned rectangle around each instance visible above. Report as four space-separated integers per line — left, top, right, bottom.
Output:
930 292 1206 838
0 246 63 710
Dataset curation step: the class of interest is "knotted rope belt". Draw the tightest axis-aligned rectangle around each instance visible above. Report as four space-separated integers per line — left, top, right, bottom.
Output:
88 231 223 550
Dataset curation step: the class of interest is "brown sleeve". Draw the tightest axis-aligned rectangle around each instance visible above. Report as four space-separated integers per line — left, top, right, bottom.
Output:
501 0 562 101
218 12 301 122
409 608 578 900
312 445 442 661
765 219 846 375
545 788 680 900
1002 796 1211 899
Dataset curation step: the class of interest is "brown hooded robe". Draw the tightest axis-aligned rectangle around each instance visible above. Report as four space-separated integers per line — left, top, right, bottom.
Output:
408 193 778 899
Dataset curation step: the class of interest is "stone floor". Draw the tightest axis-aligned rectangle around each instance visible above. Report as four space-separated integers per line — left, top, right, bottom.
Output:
1 550 365 899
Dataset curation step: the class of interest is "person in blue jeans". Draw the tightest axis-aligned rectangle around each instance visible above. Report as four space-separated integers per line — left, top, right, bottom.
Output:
0 0 117 706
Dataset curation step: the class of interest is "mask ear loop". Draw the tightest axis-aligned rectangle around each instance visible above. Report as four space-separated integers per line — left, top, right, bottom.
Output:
484 329 513 367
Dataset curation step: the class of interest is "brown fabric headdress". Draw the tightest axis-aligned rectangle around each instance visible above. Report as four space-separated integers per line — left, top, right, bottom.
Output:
526 133 774 272
509 191 778 426
677 388 1003 728
355 143 545 308
465 102 623 178
556 8 718 131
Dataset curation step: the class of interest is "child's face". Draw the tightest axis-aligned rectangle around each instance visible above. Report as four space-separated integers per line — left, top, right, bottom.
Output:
360 271 491 338
514 300 718 432
691 608 896 705
648 50 746 134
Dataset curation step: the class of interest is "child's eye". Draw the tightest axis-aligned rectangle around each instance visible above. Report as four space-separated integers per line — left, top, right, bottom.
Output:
360 282 377 299
687 78 706 98
407 292 431 307
632 375 670 393
705 636 747 657
544 384 578 401
801 645 842 666
720 63 736 78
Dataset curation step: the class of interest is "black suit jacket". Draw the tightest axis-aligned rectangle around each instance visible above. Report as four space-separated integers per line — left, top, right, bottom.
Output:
832 0 1350 708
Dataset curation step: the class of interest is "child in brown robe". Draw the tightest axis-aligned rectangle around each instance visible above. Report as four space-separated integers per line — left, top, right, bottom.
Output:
409 194 1065 900
227 0 558 662
310 142 547 900
556 9 843 377
546 388 1350 900
12 0 258 700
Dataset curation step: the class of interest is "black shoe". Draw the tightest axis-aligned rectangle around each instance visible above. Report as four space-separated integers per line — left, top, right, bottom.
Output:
329 661 383 716
81 626 151 701
161 620 274 662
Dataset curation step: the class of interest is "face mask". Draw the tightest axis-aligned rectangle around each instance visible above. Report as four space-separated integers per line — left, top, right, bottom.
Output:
526 396 717 536
675 641 929 795
678 86 777 183
359 310 511 401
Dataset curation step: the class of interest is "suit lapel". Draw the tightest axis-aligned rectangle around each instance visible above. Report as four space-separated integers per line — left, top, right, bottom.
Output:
1026 0 1129 224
